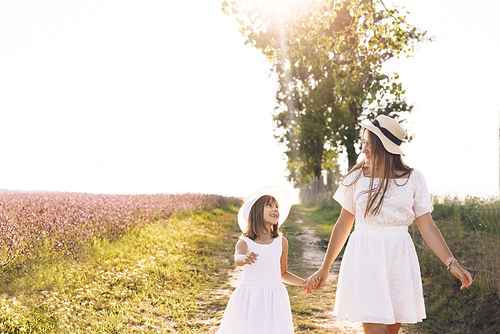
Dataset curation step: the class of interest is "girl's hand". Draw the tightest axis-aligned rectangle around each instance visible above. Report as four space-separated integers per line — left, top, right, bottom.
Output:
304 267 329 293
303 274 319 294
449 261 473 290
243 251 258 265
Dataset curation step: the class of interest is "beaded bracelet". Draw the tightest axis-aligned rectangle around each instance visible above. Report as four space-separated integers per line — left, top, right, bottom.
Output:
447 258 456 271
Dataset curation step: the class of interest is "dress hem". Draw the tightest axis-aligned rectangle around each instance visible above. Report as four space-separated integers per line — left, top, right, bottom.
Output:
333 315 426 325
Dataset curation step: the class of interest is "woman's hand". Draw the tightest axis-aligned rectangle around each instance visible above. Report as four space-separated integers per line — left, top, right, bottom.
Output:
303 274 319 293
304 267 329 293
449 261 473 290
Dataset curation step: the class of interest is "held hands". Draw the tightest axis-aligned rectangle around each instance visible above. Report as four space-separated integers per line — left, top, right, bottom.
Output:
303 267 329 294
302 275 320 294
449 261 473 290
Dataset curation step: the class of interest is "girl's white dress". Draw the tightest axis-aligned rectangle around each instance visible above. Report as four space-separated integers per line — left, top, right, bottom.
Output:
333 169 433 324
217 236 294 333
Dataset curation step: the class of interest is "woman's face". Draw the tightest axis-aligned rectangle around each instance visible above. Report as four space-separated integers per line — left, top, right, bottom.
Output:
263 200 280 227
361 130 372 165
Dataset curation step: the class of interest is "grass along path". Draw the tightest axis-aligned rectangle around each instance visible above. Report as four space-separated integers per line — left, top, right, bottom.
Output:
0 204 241 333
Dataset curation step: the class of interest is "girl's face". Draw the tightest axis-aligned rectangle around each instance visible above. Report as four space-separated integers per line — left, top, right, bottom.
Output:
263 200 280 228
361 130 372 165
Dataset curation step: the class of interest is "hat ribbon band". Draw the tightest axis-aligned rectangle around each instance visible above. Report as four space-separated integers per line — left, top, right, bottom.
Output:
372 119 402 146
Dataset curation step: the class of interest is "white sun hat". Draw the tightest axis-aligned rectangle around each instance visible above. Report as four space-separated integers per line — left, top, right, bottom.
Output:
360 115 406 155
237 185 292 233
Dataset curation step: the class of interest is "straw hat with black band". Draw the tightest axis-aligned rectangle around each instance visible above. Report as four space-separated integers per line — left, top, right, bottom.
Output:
360 115 406 156
237 185 292 233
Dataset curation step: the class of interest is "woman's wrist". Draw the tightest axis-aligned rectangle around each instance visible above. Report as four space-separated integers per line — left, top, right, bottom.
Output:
444 256 454 267
446 257 458 271
320 263 331 272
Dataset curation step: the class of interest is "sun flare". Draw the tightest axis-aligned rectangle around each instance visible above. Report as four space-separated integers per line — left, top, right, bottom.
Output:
258 0 309 13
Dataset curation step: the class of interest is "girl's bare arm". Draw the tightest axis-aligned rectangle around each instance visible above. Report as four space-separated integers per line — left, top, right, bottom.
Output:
280 236 306 287
234 239 258 267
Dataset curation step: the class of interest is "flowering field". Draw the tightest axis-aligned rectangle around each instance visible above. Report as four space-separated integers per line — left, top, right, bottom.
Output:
0 192 241 286
0 202 242 333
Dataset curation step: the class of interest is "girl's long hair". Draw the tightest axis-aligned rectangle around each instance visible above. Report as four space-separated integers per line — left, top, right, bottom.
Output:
243 195 280 240
344 129 413 218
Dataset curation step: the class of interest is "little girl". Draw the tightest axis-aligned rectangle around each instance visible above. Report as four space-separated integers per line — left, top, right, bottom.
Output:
217 186 309 334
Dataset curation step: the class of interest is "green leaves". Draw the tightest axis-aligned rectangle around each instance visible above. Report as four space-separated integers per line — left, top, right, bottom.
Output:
221 1 229 15
224 0 428 177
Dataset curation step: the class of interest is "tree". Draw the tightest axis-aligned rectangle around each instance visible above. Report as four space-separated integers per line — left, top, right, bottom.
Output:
223 0 428 182
274 66 341 187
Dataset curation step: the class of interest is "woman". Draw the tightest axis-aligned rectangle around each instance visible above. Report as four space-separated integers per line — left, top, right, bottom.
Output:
304 115 472 334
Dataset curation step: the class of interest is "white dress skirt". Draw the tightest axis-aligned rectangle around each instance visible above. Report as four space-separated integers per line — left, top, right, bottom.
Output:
217 236 294 333
332 169 433 324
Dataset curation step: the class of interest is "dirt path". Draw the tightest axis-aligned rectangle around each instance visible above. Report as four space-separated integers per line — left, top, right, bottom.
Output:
293 220 365 333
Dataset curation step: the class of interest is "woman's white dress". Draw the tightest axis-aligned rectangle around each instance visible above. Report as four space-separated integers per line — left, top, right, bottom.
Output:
333 169 433 324
217 236 294 333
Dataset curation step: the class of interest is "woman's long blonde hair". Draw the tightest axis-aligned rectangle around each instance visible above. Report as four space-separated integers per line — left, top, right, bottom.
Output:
344 129 413 218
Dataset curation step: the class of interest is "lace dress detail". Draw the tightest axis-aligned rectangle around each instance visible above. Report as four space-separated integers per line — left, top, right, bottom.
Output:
332 169 433 324
217 236 294 333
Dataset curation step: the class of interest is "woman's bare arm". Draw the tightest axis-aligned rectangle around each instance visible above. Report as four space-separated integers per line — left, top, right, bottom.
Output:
304 208 355 292
415 212 472 290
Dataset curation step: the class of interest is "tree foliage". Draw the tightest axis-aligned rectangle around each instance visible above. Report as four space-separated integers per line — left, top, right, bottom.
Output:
222 0 429 187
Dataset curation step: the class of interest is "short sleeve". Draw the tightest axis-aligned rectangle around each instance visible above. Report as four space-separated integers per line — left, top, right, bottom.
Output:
333 170 360 215
412 170 434 218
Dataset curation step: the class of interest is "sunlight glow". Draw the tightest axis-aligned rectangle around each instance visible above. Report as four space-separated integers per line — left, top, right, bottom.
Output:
264 0 290 5
258 0 308 14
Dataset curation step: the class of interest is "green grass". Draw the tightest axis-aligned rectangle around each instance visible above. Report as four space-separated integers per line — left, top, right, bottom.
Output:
287 202 347 259
0 204 241 333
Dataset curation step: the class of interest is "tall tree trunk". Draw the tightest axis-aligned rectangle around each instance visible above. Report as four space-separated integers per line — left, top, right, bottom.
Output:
314 141 323 179
346 140 357 170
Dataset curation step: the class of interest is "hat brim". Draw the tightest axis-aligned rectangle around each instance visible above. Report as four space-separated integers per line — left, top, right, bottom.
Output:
237 185 292 233
360 122 405 156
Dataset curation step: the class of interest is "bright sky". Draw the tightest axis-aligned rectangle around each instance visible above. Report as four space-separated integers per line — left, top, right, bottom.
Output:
0 0 498 202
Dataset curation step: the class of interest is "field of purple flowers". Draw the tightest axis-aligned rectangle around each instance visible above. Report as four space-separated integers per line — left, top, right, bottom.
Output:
0 192 240 286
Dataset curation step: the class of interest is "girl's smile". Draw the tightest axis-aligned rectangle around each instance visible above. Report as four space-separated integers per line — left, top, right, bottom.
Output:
264 202 280 226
